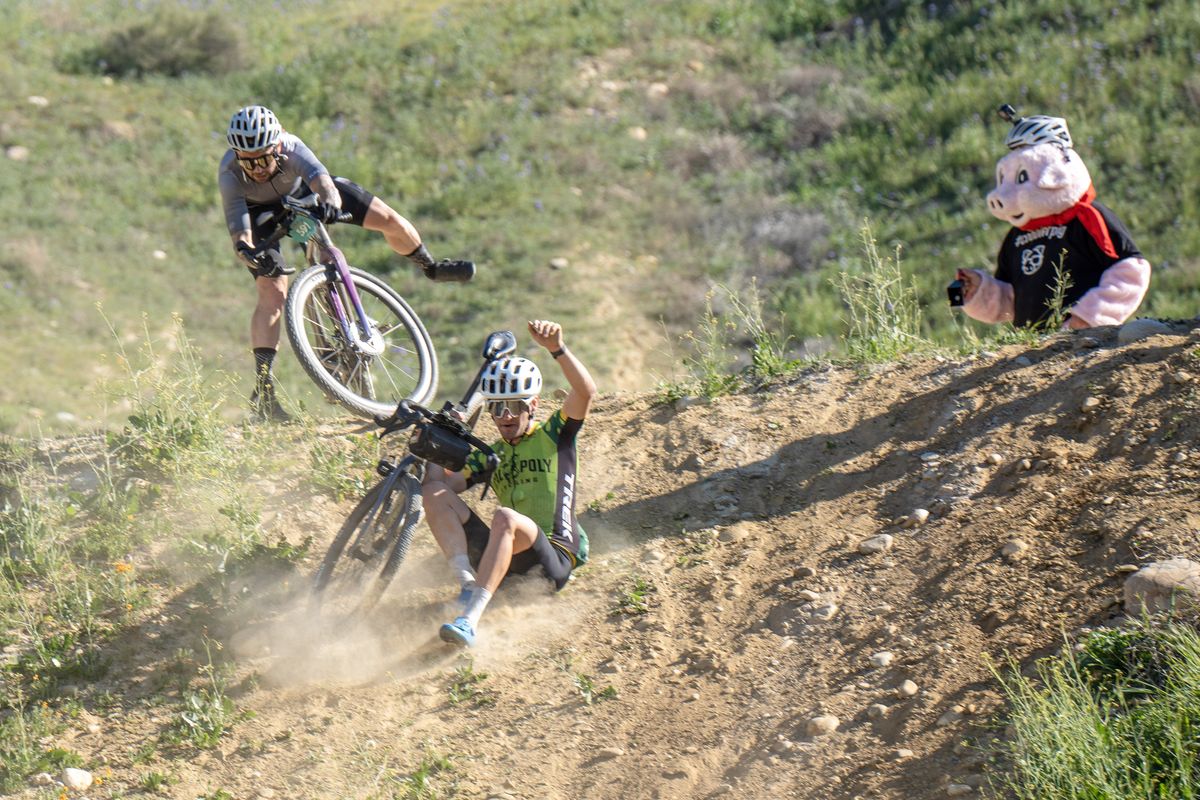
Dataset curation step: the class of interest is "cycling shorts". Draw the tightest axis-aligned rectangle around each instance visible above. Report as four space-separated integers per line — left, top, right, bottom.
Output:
248 177 375 256
463 511 574 591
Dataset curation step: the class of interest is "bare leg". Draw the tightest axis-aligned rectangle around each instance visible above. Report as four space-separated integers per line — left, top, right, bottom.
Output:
475 508 539 594
250 274 288 349
422 479 472 561
362 197 421 256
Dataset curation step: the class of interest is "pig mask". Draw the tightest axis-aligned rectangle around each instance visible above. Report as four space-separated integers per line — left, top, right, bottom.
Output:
986 143 1091 228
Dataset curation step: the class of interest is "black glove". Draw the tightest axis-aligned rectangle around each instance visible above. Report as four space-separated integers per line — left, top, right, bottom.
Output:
316 202 345 225
237 242 294 279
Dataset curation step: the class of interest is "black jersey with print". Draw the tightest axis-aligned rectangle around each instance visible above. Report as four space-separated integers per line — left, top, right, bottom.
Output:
995 202 1142 327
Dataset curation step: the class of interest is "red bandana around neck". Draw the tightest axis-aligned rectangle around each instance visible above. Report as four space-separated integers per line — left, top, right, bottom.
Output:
1019 184 1119 259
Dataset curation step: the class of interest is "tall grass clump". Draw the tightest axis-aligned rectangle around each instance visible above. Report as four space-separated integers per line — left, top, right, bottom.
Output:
992 619 1200 799
103 311 237 478
833 223 927 363
657 278 808 403
727 279 799 380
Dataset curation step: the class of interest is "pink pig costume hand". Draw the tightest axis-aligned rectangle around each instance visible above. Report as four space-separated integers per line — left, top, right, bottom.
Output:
961 142 1150 329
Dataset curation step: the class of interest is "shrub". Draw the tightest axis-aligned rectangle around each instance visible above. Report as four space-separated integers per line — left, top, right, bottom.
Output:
68 7 245 78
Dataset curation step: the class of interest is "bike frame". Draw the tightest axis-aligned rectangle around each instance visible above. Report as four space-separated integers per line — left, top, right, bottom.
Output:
259 195 376 360
303 227 374 346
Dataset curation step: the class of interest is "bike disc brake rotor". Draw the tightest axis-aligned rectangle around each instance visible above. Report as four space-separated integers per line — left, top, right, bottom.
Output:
351 317 386 358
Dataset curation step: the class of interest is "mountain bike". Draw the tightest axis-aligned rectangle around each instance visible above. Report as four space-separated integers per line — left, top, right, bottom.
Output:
254 194 438 418
310 329 517 613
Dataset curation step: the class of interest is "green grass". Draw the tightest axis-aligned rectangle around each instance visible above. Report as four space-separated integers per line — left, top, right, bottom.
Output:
3 0 1197 433
992 619 1200 798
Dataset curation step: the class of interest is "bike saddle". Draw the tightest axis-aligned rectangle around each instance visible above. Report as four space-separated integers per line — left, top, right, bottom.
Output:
481 330 517 361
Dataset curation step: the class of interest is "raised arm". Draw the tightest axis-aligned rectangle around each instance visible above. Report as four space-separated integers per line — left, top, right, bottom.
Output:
528 320 596 421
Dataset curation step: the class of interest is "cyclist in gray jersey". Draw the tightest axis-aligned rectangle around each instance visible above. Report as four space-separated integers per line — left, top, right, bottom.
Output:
218 105 475 421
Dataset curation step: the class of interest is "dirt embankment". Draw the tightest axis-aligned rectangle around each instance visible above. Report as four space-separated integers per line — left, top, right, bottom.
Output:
23 322 1200 800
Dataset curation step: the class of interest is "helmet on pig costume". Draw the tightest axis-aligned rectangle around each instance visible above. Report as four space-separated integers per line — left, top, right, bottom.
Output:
956 105 1151 330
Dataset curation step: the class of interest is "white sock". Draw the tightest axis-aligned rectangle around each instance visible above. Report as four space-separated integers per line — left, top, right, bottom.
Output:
449 554 475 589
463 587 493 627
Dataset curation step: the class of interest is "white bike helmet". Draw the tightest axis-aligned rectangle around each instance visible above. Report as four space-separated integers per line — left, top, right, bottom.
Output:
227 105 283 151
480 357 543 400
999 104 1072 151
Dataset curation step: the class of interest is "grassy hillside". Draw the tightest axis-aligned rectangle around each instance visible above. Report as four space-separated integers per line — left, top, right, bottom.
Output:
2 0 1198 433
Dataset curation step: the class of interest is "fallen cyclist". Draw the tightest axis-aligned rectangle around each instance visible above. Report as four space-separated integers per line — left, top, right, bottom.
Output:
217 104 474 422
421 320 597 647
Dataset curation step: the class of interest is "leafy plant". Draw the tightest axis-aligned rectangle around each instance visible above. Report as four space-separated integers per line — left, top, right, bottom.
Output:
573 673 618 705
613 576 654 615
659 291 742 403
170 638 241 749
1039 253 1076 332
727 279 798 380
394 752 454 800
307 435 380 501
0 692 73 792
447 660 495 707
140 771 173 791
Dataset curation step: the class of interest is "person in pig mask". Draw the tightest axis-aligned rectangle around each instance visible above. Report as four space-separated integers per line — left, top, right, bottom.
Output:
954 106 1151 330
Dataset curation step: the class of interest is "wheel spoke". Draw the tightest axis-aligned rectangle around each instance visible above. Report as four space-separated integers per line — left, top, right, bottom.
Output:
286 267 435 417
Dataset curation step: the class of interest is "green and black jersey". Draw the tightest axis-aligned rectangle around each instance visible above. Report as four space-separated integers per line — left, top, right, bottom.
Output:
465 410 588 565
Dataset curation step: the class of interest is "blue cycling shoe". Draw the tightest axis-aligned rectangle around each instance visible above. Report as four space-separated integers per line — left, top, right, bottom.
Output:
439 616 476 648
456 583 477 609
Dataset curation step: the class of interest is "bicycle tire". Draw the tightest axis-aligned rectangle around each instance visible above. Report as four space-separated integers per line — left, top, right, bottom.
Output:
311 473 411 607
359 472 423 610
286 265 438 418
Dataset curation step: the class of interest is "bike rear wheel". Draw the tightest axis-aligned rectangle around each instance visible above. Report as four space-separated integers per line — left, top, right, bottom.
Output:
286 265 438 418
311 471 422 613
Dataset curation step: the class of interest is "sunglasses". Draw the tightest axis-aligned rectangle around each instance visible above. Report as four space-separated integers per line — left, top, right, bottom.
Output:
487 399 531 418
236 151 277 172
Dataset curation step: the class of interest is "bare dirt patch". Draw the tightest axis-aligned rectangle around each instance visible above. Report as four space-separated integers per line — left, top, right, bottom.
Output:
13 323 1200 799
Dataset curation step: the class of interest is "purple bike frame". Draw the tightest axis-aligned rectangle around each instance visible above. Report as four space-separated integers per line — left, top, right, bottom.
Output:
316 241 373 343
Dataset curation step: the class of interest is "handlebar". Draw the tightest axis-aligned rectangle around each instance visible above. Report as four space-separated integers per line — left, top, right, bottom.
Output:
256 195 353 251
374 399 500 481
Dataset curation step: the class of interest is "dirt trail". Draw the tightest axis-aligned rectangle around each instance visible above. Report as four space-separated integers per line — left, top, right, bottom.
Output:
23 322 1200 800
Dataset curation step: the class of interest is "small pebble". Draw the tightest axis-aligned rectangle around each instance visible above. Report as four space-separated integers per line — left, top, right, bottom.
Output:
858 534 894 555
1002 540 1029 560
898 680 919 697
870 651 895 668
806 715 840 736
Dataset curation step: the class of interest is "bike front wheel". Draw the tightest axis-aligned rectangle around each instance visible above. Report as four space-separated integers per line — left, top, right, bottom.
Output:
311 471 423 614
286 265 438 418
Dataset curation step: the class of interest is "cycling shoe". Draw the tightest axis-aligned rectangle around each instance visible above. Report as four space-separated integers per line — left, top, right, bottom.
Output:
424 259 476 283
439 616 476 648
